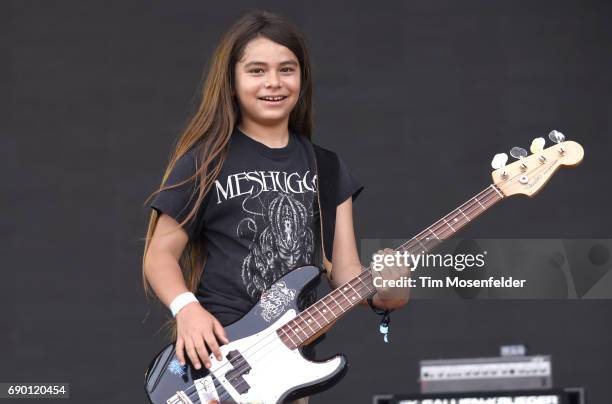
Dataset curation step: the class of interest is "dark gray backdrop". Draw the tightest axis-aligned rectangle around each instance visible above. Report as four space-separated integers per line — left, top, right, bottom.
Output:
3 1 612 403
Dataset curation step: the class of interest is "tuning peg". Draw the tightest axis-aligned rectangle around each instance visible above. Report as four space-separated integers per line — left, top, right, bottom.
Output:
548 130 565 144
491 153 509 179
549 130 566 154
491 153 508 169
510 146 528 171
530 137 545 154
510 147 528 159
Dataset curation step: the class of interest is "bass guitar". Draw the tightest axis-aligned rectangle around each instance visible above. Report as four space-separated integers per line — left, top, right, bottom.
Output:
144 133 583 403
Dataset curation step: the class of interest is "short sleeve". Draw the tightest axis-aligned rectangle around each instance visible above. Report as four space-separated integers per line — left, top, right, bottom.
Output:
335 156 364 206
149 151 205 239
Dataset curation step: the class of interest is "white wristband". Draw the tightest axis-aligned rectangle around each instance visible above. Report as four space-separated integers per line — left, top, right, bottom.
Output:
170 292 198 317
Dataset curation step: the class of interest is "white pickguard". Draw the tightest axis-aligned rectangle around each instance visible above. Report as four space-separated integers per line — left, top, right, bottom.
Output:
191 310 343 404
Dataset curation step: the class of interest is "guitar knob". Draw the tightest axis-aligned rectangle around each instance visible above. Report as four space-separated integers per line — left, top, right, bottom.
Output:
510 146 528 171
530 137 545 154
510 146 528 159
548 130 565 144
491 153 509 179
549 129 566 154
491 153 508 169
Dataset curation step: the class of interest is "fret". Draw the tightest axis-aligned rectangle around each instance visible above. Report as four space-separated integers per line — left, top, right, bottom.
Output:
290 319 308 341
478 193 493 208
417 236 427 249
302 313 317 334
428 228 440 240
475 197 486 210
279 326 298 346
337 286 352 306
357 274 374 295
347 282 361 303
449 213 461 226
320 299 336 319
285 329 299 346
442 217 455 232
413 237 429 253
490 184 503 198
310 305 326 327
329 293 346 313
458 207 470 221
417 232 430 245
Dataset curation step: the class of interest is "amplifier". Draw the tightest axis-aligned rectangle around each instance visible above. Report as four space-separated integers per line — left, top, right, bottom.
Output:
420 355 552 393
373 387 585 404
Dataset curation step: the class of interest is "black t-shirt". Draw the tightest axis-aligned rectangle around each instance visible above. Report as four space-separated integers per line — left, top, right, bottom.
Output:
150 127 363 326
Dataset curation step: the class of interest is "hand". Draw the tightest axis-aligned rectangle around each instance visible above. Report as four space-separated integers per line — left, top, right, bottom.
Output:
370 248 411 304
175 302 229 370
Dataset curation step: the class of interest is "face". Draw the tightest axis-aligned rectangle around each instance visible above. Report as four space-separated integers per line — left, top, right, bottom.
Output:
234 36 301 127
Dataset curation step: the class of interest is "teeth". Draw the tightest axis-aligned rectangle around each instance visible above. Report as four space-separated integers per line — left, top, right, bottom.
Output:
261 96 285 101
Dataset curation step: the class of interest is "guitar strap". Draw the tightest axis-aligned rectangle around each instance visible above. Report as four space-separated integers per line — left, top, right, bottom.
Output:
310 142 342 280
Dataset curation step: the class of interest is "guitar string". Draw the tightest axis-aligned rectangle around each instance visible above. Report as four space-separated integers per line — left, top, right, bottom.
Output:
176 185 505 402
179 187 504 403
177 184 505 403
178 185 503 403
190 157 557 401
173 151 564 398
173 153 558 402
186 186 504 399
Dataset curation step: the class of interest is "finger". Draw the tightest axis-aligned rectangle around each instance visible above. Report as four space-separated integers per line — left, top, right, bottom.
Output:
389 263 402 276
185 338 202 370
381 262 396 279
371 250 380 264
393 264 409 279
213 319 230 345
205 332 222 362
193 335 211 369
380 249 394 268
175 338 185 366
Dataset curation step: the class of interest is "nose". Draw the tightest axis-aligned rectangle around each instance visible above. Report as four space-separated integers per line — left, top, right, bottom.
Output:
265 71 281 88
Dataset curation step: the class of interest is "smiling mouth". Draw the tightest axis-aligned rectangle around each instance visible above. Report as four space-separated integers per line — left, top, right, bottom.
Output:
258 96 288 102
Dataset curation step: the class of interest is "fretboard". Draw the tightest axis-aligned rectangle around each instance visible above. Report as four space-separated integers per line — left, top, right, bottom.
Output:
277 184 505 349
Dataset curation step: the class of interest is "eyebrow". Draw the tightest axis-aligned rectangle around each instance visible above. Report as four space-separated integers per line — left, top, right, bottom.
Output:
243 60 299 68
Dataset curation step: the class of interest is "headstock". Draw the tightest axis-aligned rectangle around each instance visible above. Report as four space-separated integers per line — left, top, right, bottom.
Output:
491 131 584 198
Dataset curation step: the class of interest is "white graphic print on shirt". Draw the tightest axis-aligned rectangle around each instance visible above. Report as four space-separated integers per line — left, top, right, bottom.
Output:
213 170 318 300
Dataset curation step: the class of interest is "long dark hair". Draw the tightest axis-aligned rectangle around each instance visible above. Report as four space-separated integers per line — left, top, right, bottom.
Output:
142 10 314 339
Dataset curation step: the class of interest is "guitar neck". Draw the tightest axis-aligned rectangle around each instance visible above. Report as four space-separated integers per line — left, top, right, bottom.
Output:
277 184 505 348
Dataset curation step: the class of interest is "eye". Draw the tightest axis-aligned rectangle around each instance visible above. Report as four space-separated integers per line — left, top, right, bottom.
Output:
281 67 296 73
248 68 264 74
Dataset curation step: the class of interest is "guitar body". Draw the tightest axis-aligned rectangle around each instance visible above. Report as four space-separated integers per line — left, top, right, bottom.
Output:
144 265 348 403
